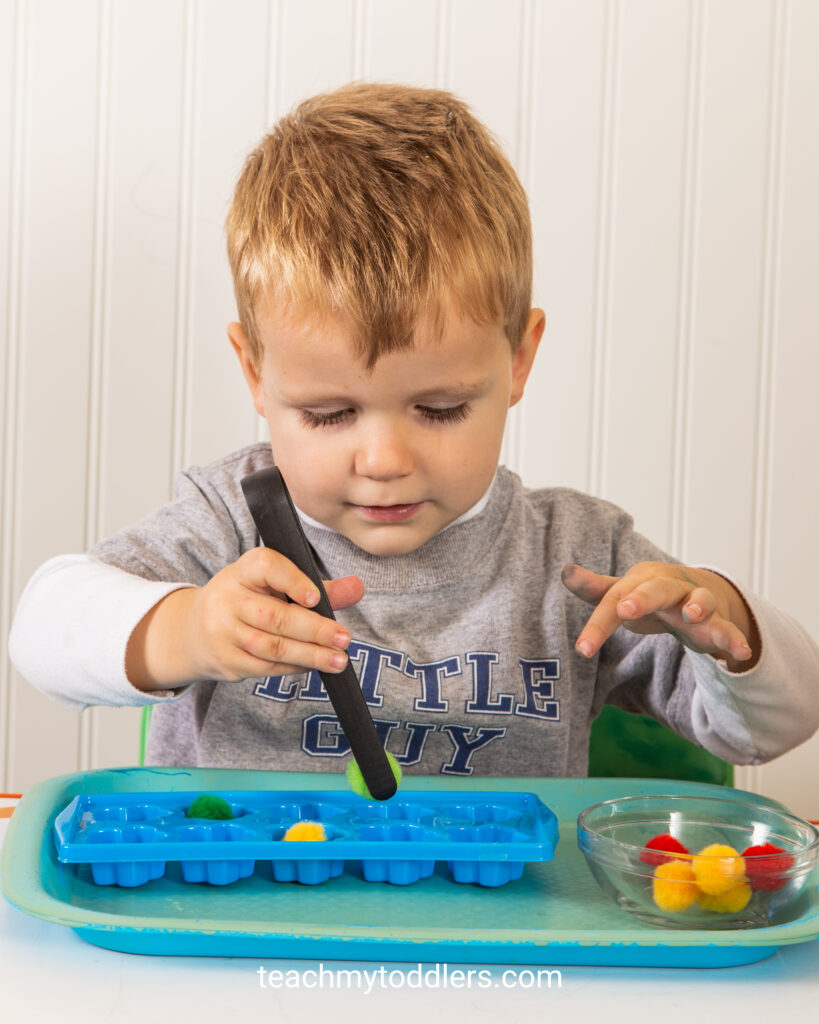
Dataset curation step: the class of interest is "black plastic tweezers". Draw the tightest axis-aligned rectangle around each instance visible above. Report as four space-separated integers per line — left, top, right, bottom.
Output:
241 467 397 800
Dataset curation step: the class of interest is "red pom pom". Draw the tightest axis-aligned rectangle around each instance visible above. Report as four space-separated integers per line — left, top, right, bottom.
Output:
640 833 691 866
740 842 795 891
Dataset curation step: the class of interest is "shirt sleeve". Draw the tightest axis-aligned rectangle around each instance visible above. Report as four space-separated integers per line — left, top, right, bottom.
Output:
8 553 195 711
591 509 819 765
683 569 819 764
9 456 252 712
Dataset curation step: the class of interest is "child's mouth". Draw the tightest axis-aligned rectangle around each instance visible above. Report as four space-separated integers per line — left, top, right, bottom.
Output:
355 503 423 523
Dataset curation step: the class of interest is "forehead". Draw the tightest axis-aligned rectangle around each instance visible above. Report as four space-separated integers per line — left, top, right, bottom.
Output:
257 301 510 394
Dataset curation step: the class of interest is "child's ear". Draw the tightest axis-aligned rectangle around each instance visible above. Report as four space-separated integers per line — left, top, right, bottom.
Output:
509 308 545 406
228 322 265 417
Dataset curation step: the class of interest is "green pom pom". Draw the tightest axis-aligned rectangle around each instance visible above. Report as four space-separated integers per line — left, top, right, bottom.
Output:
186 794 234 820
346 752 402 799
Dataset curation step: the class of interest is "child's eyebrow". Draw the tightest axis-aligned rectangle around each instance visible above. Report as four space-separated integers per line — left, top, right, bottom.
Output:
411 380 490 402
279 380 490 406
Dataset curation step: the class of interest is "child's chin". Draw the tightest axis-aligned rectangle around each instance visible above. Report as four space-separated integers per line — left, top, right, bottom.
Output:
347 524 431 557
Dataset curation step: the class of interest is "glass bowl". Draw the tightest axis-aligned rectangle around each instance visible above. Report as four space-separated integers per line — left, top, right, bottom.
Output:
577 794 819 929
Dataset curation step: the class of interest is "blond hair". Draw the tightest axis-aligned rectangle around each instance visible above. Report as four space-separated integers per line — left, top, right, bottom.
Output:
226 82 532 370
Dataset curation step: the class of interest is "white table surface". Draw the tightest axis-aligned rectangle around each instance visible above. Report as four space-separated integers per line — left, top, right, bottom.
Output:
2 801 818 1023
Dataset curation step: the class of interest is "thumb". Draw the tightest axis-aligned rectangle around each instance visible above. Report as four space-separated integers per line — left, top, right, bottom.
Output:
561 563 618 606
324 575 365 610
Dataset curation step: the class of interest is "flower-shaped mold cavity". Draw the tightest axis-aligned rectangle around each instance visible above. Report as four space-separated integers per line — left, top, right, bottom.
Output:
355 824 437 885
186 797 249 821
265 802 306 824
349 804 400 822
268 823 341 841
290 802 347 823
441 805 523 826
178 822 258 885
445 826 531 886
87 803 172 824
87 825 167 886
271 858 345 884
350 802 438 825
269 821 345 884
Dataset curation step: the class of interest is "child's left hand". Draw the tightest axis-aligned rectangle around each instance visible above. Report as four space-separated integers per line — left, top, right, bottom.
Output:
561 562 760 672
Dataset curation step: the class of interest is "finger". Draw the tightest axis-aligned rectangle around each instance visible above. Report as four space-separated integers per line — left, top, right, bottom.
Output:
704 616 753 663
574 574 695 657
219 650 314 682
324 575 365 610
561 564 619 606
237 548 322 608
233 620 349 675
574 600 625 657
680 586 718 625
236 593 351 652
615 576 701 621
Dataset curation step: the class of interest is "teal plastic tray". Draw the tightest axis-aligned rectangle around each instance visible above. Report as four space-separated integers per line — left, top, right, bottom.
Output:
3 767 818 967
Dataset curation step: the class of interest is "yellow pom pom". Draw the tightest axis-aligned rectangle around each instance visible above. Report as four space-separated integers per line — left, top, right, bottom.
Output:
283 821 326 841
698 882 752 914
652 859 699 912
692 843 746 895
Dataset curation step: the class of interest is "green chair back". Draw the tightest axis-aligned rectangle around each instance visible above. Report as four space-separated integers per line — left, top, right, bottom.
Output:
588 705 734 785
139 706 152 766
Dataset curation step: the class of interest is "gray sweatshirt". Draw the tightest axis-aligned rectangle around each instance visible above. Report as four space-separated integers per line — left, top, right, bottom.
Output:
10 443 819 777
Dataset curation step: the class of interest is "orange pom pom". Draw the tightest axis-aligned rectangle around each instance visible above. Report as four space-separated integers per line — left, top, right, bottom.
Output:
283 821 326 841
692 843 746 895
698 882 752 913
652 859 699 912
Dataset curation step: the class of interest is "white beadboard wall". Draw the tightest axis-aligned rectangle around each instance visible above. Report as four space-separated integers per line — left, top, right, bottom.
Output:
1 0 817 817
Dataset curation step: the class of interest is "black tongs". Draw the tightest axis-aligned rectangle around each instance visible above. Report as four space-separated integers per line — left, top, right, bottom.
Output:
241 467 397 800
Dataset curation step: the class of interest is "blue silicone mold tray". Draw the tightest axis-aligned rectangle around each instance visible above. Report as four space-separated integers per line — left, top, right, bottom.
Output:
53 790 559 888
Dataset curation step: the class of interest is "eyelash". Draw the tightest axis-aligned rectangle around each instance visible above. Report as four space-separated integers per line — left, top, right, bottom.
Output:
299 408 350 429
298 403 471 430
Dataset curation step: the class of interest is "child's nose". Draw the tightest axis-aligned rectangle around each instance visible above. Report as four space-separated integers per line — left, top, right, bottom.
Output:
353 421 414 480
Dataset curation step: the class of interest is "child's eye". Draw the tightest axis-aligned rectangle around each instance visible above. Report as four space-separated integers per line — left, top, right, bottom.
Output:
298 408 353 429
417 403 471 425
298 403 471 429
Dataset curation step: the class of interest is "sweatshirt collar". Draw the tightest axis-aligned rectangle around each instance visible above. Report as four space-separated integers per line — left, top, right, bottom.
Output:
298 468 514 591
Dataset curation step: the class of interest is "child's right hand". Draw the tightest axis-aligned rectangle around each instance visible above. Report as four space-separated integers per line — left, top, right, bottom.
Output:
126 549 364 690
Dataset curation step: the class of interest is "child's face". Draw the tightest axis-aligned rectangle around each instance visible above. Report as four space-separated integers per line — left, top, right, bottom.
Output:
229 303 544 556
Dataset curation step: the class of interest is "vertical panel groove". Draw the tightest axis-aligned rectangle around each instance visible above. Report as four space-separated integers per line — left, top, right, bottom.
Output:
1 0 28 789
521 0 538 199
753 0 789 599
435 0 453 90
670 0 707 560
504 0 537 477
265 0 282 125
353 0 369 79
589 0 623 498
83 0 115 771
739 0 790 798
170 0 200 483
257 0 284 446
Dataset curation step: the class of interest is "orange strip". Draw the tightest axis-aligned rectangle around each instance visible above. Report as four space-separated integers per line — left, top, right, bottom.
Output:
0 807 15 818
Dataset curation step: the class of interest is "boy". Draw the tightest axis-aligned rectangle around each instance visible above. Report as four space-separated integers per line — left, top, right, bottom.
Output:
10 83 819 776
